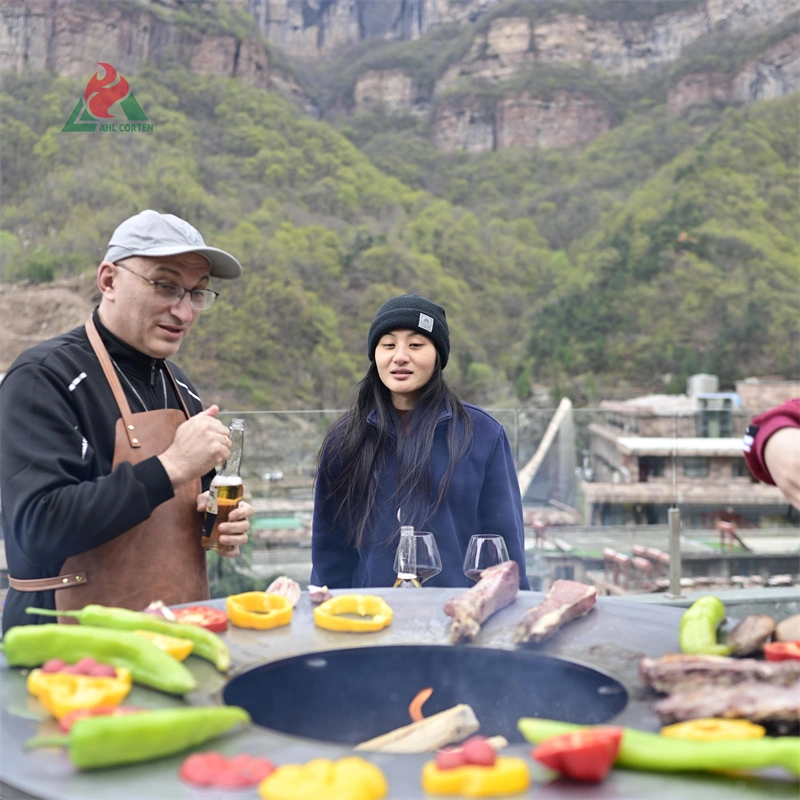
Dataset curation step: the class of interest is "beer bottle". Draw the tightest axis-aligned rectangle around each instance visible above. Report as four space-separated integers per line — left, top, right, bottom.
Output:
201 418 245 553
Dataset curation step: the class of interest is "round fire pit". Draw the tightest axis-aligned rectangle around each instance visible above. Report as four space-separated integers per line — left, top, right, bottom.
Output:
223 644 627 744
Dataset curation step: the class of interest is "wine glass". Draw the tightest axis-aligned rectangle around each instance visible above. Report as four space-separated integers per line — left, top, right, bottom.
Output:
463 534 510 582
393 531 442 585
411 532 442 584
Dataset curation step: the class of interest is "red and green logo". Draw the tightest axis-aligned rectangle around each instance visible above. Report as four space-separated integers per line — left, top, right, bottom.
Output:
63 63 152 133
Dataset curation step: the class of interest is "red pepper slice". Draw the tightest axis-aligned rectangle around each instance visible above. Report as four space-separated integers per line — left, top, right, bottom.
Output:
172 605 228 633
180 752 275 788
532 727 623 782
58 705 145 732
763 641 800 662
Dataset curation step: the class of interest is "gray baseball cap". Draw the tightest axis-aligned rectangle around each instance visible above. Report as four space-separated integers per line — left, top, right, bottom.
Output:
104 209 242 279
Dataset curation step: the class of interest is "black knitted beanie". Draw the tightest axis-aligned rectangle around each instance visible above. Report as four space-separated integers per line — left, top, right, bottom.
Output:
367 294 450 369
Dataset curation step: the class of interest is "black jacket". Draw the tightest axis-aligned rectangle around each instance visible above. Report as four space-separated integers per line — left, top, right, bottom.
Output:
0 310 206 632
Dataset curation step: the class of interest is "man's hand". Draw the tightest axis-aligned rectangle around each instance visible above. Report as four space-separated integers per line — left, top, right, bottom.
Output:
764 426 800 511
197 493 253 558
159 405 231 487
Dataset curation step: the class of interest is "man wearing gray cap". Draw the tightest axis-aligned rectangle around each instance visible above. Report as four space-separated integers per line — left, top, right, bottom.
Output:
0 210 252 632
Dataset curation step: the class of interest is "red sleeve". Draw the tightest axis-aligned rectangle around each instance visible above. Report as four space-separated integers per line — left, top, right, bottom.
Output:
742 398 800 485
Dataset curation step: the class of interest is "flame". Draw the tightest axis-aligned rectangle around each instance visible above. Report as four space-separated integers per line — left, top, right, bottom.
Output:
409 687 433 722
84 63 130 119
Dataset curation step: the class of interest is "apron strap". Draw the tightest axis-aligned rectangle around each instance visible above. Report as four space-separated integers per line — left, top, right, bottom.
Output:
86 315 140 449
85 315 193 448
9 572 88 592
162 362 191 419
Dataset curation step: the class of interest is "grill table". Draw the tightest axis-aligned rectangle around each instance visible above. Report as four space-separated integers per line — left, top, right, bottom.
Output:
2 588 796 799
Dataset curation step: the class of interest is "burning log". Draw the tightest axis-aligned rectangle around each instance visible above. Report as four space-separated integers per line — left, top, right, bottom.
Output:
354 704 480 753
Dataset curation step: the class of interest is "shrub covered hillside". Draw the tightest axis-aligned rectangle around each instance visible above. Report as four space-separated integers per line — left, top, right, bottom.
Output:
1 67 798 408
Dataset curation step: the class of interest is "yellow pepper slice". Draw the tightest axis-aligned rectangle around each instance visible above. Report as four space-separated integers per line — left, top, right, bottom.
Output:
130 629 195 661
27 668 132 720
421 757 530 797
313 594 393 633
661 718 766 741
259 756 387 800
227 592 293 630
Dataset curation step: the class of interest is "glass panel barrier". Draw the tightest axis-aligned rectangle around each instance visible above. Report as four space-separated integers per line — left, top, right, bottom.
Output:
208 406 798 599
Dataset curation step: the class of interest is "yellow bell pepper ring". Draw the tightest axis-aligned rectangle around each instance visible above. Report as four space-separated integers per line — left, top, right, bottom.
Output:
421 757 530 797
227 592 293 630
131 629 194 661
259 756 388 800
661 718 766 740
27 668 132 721
313 595 393 633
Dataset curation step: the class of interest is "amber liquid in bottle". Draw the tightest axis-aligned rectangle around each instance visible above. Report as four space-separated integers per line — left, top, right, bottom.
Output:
201 418 245 553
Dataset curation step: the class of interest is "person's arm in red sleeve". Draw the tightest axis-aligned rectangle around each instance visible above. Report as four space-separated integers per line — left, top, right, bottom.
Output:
743 399 800 509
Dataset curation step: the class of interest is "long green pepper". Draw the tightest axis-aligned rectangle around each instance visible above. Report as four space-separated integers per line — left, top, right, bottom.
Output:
679 595 735 656
0 624 196 695
26 705 250 769
518 718 800 778
27 604 230 672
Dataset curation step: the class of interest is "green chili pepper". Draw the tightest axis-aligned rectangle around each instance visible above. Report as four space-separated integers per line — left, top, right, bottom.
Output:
679 595 735 656
0 624 195 695
518 718 800 778
26 705 249 769
27 605 230 672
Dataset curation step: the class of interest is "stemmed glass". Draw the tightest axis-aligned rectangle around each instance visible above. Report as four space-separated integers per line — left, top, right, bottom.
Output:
462 534 510 582
393 531 442 585
411 532 443 584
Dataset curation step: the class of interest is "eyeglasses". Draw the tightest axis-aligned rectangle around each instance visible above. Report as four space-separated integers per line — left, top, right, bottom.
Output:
115 262 219 311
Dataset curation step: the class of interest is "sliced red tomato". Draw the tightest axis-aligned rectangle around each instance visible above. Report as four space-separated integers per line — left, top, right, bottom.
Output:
462 736 496 766
435 747 467 770
763 641 800 662
532 727 623 782
58 705 145 732
218 754 276 787
172 605 228 633
179 752 275 788
179 752 229 786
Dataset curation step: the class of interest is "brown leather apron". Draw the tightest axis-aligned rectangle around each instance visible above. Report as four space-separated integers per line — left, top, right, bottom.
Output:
36 316 209 613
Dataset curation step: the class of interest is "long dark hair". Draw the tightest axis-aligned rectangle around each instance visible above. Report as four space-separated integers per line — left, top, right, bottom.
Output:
318 359 473 549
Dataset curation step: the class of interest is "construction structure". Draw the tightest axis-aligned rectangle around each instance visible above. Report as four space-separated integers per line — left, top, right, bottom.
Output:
581 376 800 529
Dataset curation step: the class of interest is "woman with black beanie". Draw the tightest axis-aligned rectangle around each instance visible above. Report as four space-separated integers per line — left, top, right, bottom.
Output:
310 294 530 590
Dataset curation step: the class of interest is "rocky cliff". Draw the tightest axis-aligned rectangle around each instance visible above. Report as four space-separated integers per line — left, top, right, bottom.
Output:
666 31 800 112
351 2 799 151
1 0 797 153
0 0 270 88
248 0 797 61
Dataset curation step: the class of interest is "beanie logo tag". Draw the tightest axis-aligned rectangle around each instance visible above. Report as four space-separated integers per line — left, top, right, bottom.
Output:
418 313 434 333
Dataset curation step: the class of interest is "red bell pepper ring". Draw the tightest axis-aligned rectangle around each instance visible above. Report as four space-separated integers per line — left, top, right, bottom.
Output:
532 726 623 782
764 641 800 662
180 751 276 788
172 605 228 633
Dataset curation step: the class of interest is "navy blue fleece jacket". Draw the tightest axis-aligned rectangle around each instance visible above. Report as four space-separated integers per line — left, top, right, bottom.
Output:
310 403 530 590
